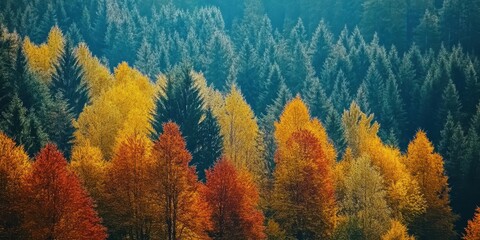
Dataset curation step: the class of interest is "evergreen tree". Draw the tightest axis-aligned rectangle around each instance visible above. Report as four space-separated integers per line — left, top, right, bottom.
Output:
236 40 262 110
0 96 30 150
440 113 468 223
45 93 75 158
135 38 159 81
260 82 293 172
50 40 90 119
151 65 218 180
197 107 223 180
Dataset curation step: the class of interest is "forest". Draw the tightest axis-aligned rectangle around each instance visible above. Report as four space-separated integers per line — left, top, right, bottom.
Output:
0 0 480 239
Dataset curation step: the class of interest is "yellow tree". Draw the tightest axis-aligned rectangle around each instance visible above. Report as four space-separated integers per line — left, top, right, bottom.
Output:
23 26 64 83
103 133 159 239
381 220 415 240
0 132 31 239
342 102 425 224
272 129 337 239
404 130 456 239
74 62 155 159
218 84 265 182
75 43 114 99
341 156 391 240
274 96 336 164
69 142 107 205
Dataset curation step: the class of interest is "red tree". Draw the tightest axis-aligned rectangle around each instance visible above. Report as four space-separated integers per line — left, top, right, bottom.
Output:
23 144 107 239
204 158 266 239
152 122 212 239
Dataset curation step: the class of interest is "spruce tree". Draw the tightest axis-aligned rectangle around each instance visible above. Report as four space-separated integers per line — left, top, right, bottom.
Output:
197 107 223 180
50 40 90 119
440 113 468 223
151 65 219 180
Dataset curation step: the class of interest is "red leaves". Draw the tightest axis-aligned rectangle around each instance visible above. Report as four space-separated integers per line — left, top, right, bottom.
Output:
204 158 266 239
23 144 107 240
153 122 212 239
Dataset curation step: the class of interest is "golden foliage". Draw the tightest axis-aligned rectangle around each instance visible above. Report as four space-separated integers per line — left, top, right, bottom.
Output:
23 26 64 83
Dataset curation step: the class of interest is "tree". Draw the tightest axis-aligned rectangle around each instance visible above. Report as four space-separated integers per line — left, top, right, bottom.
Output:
197 107 223 180
103 134 158 239
404 130 456 239
341 156 391 239
342 102 426 223
463 207 480 240
272 129 337 239
218 84 265 182
274 96 336 164
151 67 220 180
152 122 212 240
381 220 415 240
202 32 235 89
69 142 106 205
74 62 155 159
75 43 113 100
0 132 30 239
50 39 90 119
204 158 265 239
23 144 107 239
23 26 64 83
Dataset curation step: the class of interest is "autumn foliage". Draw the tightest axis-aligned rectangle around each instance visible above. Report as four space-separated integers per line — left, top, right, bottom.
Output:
152 122 212 239
273 129 337 238
463 207 480 240
0 132 30 238
204 158 265 239
23 144 107 239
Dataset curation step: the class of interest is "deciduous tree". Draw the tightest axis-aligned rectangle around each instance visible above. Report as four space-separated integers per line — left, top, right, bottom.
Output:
23 144 107 239
152 122 212 240
204 158 265 239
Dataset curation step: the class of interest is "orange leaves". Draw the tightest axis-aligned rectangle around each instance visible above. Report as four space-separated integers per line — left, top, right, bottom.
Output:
404 130 456 239
464 207 480 240
273 128 337 239
0 132 30 238
103 133 157 238
204 158 266 239
23 144 107 240
274 96 336 164
152 122 212 239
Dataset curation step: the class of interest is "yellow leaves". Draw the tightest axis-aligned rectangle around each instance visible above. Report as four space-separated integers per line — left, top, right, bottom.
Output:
381 220 415 240
74 62 155 159
275 96 336 163
23 26 64 83
70 143 107 201
342 102 426 224
0 132 31 187
75 43 114 99
218 84 264 177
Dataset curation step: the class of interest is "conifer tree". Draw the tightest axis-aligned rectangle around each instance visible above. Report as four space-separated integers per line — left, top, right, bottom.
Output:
50 40 90 119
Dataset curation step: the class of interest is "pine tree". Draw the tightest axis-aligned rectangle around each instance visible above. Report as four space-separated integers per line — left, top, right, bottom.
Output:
440 113 468 224
151 65 218 180
197 107 223 180
135 38 159 81
50 40 90 119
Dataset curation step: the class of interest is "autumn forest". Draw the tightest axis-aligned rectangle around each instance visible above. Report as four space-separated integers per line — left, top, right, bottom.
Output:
1 0 480 239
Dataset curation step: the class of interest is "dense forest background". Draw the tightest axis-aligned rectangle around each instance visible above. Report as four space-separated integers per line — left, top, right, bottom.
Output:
1 0 480 239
